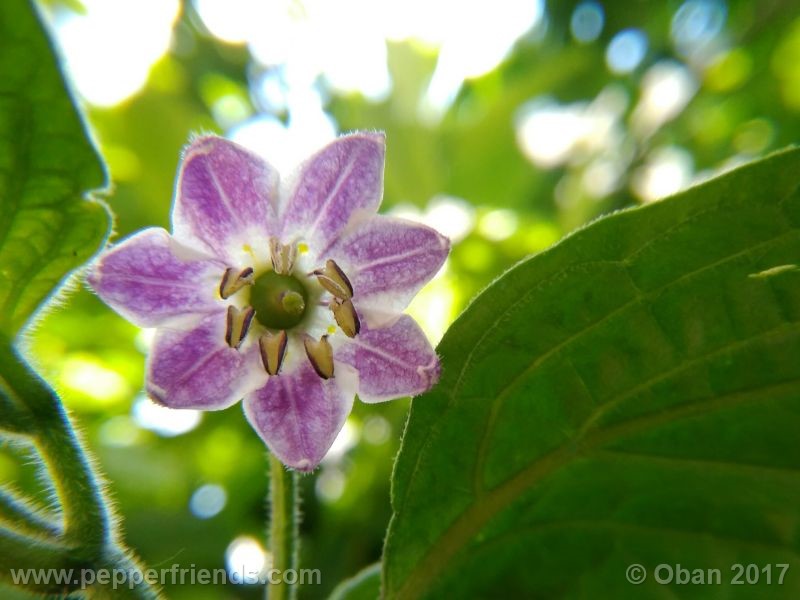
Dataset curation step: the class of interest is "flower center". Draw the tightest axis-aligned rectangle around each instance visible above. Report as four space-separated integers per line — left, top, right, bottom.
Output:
250 271 310 330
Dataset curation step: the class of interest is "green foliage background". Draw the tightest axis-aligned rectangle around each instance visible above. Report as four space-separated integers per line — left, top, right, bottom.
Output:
2 0 800 598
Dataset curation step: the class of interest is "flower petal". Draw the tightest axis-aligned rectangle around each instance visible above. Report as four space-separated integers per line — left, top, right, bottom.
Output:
280 132 385 258
87 228 224 328
146 313 265 410
243 361 357 471
336 315 440 403
172 135 279 264
331 215 449 326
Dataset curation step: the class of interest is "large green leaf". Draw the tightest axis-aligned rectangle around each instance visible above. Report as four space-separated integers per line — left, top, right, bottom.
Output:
328 563 381 600
0 0 109 335
384 148 800 599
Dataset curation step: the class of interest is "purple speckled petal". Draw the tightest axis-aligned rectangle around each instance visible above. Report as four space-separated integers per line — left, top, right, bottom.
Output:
280 132 385 258
172 136 279 264
331 215 449 326
146 313 265 410
337 315 440 403
87 228 224 328
243 361 356 471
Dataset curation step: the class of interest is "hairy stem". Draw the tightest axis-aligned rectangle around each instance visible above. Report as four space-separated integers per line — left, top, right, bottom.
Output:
0 486 59 539
267 453 299 600
0 339 108 553
0 337 161 598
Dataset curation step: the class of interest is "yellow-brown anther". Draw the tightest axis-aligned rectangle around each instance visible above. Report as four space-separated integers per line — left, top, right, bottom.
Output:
225 305 255 349
313 259 353 300
303 334 334 379
219 267 254 299
331 298 360 338
259 330 288 375
270 237 297 275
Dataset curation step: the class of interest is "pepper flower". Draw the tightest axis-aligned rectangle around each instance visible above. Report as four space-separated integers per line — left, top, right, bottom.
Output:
88 133 449 470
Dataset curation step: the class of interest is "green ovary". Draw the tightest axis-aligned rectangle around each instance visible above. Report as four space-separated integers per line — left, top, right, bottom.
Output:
250 270 310 330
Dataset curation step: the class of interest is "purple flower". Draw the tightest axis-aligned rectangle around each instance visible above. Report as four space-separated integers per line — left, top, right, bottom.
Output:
88 133 449 471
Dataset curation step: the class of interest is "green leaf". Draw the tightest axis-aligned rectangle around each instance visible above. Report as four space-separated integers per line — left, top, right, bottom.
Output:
328 564 381 600
0 0 109 335
384 148 800 599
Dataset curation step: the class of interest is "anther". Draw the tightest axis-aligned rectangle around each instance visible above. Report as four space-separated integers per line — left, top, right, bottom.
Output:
259 331 288 375
312 259 353 300
331 298 360 338
270 238 297 275
219 267 254 299
304 334 334 379
225 305 255 349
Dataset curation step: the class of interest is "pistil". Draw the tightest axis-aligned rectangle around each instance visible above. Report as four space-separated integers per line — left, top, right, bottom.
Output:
250 270 310 330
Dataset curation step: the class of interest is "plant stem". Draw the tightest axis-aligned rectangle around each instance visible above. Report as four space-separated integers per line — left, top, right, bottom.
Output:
0 338 109 553
267 453 299 600
0 337 161 598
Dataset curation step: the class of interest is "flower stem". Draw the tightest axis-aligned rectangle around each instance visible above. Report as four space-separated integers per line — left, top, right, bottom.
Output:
268 453 299 600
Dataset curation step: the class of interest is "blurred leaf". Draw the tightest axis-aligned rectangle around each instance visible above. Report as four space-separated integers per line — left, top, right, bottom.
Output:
0 0 108 334
385 148 800 598
328 563 381 600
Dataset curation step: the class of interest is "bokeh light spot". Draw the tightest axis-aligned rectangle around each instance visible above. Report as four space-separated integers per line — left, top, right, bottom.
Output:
734 119 774 155
133 396 202 437
189 483 228 519
631 60 698 136
705 48 753 92
322 419 358 464
99 416 144 448
478 209 519 241
671 0 726 51
363 416 391 445
60 355 130 406
51 0 180 107
226 536 269 584
570 2 604 44
632 146 694 202
315 467 346 503
606 29 648 74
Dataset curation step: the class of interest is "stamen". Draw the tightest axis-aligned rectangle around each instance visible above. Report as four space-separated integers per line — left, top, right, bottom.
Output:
304 334 334 379
225 305 255 349
219 267 254 299
331 298 360 338
259 331 288 375
270 237 297 275
312 259 353 300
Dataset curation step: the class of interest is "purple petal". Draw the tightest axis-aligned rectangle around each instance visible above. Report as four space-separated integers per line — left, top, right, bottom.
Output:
87 228 224 328
243 361 356 471
336 315 440 403
147 313 265 410
280 132 385 258
172 136 279 263
331 215 449 326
